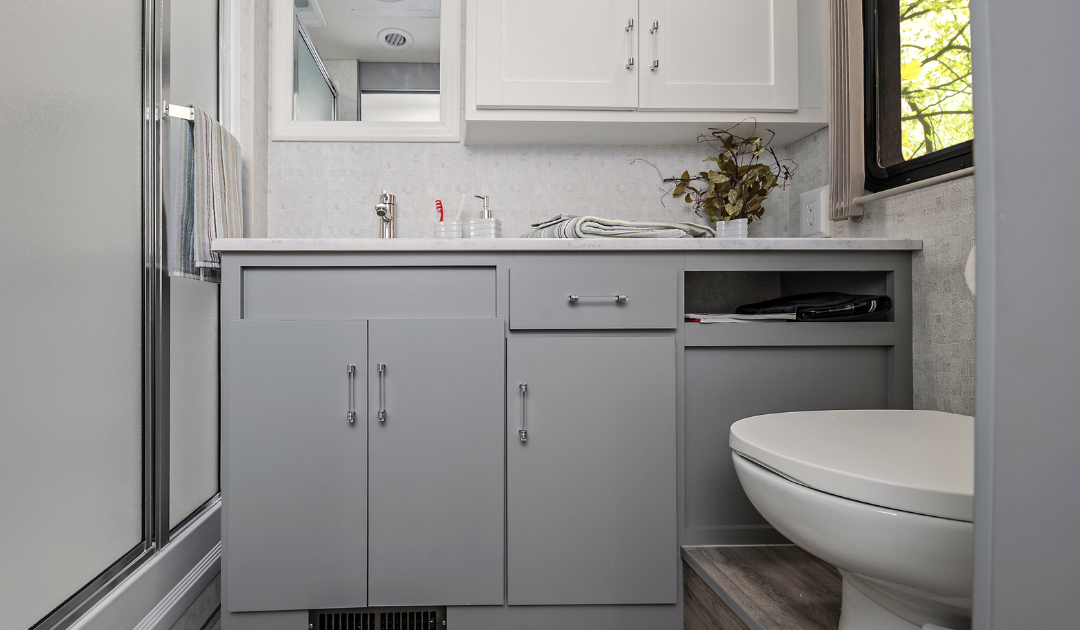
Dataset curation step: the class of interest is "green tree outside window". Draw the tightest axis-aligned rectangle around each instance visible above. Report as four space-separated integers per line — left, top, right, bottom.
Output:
899 0 973 160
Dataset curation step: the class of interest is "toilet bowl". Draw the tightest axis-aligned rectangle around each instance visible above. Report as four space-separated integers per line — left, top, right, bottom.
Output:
730 410 974 630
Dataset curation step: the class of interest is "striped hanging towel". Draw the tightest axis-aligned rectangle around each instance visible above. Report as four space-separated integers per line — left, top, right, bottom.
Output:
170 105 243 282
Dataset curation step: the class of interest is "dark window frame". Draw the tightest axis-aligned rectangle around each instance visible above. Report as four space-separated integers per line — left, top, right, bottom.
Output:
863 0 973 192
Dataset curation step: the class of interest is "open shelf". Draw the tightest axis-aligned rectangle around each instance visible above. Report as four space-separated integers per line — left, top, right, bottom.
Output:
683 321 898 347
683 269 898 347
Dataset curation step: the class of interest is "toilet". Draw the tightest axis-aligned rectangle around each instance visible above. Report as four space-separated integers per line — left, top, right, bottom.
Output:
730 410 974 630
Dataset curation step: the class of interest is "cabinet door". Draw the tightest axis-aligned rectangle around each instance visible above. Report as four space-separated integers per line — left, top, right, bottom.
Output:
226 320 368 612
639 0 799 111
367 320 505 606
506 337 678 605
475 0 639 109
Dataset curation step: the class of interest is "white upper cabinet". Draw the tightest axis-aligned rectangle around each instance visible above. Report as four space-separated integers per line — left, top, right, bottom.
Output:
638 0 799 111
465 0 826 145
475 0 640 109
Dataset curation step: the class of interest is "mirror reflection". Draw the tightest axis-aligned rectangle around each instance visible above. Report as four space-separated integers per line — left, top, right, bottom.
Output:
293 0 440 122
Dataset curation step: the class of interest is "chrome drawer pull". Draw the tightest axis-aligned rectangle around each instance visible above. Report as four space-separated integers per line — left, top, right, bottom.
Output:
377 362 387 422
568 294 628 303
519 383 528 442
346 364 356 424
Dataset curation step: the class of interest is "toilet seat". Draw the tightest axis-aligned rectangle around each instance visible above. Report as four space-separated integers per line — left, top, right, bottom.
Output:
730 410 974 522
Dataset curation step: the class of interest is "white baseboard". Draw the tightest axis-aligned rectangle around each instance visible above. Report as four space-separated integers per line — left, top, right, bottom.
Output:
133 542 220 630
70 501 221 630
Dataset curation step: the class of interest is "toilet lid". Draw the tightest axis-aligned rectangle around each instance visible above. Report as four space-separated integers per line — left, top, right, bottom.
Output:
730 410 974 522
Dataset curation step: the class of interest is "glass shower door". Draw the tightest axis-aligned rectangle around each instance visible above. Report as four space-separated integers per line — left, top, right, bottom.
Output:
0 2 145 628
166 0 222 532
295 18 338 121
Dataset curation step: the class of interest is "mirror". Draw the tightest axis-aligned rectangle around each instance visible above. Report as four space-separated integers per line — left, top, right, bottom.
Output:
272 0 459 141
293 0 441 123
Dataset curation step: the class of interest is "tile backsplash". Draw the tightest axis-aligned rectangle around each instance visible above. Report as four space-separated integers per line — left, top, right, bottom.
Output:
268 142 796 239
836 172 976 416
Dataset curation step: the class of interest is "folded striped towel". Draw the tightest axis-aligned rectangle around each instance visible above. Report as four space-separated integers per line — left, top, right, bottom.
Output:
170 105 243 282
525 214 715 239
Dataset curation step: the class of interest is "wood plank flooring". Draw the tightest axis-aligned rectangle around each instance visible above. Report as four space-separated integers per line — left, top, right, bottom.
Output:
684 561 752 630
683 545 842 630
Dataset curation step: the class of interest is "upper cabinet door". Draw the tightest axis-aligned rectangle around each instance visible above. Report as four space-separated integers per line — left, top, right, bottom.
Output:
638 0 799 111
226 320 368 612
475 0 640 109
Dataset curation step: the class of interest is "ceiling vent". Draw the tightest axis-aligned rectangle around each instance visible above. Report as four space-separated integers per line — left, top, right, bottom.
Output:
378 28 414 50
340 0 441 18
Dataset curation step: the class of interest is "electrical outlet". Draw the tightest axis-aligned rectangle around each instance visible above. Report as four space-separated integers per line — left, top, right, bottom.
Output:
799 185 831 237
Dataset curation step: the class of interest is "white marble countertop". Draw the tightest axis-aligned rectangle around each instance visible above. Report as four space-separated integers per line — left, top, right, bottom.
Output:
213 237 922 252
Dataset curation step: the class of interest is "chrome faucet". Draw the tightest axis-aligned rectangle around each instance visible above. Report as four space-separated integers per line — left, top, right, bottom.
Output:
375 191 396 238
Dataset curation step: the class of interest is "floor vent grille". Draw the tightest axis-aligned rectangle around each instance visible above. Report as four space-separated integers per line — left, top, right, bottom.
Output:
309 607 446 630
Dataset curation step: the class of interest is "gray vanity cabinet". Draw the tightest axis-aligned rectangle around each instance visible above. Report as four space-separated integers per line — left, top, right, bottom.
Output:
505 336 679 606
218 246 915 630
226 320 369 612
366 319 506 606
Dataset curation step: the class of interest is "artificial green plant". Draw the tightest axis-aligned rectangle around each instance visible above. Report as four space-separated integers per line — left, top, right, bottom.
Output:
666 125 796 224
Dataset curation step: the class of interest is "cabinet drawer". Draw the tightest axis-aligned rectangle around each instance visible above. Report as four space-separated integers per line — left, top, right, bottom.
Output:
509 267 677 330
242 267 496 320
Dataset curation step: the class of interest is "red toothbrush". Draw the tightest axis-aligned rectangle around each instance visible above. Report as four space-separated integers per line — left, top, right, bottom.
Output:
436 199 444 221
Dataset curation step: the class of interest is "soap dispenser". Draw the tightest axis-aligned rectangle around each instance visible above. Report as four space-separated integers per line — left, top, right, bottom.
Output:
467 195 502 238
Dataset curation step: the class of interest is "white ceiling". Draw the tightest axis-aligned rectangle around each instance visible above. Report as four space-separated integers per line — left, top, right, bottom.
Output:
303 0 441 63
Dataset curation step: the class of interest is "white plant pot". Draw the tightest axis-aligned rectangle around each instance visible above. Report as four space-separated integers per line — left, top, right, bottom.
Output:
714 218 749 238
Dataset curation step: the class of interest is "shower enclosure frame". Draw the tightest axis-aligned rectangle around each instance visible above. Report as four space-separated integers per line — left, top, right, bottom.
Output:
30 0 223 628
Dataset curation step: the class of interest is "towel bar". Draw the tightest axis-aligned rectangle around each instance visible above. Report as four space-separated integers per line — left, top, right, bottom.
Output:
164 103 195 121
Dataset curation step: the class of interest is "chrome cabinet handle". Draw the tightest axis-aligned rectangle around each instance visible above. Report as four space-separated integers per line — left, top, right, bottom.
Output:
649 20 659 71
377 363 386 422
568 294 628 303
624 18 635 69
519 383 528 442
347 364 356 424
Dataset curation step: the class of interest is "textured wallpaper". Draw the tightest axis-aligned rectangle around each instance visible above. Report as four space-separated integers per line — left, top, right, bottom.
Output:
235 0 269 237
836 173 976 416
267 142 772 239
267 126 975 415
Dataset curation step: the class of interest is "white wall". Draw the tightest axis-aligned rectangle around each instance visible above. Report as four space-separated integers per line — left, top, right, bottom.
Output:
235 0 270 238
972 1 1080 627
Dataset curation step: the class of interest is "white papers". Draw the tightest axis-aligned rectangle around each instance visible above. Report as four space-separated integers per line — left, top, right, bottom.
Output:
685 313 796 323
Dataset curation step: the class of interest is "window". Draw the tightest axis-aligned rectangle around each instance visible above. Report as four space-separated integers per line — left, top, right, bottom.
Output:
864 0 973 191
